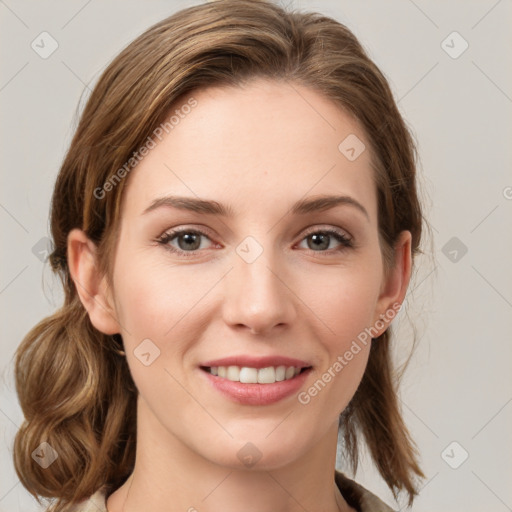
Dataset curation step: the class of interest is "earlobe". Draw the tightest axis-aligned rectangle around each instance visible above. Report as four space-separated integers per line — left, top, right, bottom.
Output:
373 230 412 336
67 228 120 335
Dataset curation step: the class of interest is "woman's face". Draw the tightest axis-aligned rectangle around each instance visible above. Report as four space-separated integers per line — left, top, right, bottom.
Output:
102 79 410 470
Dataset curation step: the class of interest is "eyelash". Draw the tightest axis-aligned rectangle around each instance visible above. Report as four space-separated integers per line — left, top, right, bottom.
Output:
155 226 353 258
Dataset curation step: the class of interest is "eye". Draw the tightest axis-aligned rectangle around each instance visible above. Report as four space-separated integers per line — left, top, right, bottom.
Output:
297 228 353 254
155 226 353 258
156 228 214 257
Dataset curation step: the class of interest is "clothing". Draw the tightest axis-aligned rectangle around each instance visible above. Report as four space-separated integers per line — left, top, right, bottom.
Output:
335 471 396 511
68 470 395 511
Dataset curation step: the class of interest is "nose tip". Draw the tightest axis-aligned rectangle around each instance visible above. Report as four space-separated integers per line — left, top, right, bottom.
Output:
222 249 295 336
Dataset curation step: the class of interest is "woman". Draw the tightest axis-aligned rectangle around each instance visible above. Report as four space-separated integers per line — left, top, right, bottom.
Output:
13 1 426 510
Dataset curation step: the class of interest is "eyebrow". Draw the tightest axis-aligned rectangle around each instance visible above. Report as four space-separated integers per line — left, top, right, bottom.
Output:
142 194 369 220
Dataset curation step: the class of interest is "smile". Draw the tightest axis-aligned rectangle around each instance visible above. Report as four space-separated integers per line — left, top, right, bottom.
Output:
201 365 310 384
199 364 313 405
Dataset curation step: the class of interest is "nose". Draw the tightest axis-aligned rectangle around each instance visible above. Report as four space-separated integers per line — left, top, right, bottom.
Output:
222 243 296 336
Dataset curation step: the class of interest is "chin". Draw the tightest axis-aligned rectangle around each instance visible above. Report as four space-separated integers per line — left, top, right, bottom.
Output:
199 432 308 472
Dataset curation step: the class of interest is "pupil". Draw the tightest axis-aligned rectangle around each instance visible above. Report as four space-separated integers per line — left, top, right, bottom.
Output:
309 233 328 251
179 233 200 250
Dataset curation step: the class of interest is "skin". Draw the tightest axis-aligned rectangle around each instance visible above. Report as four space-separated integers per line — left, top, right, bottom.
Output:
68 78 411 512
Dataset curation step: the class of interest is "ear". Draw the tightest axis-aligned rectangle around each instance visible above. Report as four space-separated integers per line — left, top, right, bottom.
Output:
67 228 120 335
371 230 412 336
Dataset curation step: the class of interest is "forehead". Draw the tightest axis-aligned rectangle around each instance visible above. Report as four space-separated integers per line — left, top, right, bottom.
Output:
121 78 377 221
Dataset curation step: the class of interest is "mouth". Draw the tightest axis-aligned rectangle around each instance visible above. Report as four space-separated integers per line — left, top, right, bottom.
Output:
200 365 312 384
198 355 313 405
199 363 313 405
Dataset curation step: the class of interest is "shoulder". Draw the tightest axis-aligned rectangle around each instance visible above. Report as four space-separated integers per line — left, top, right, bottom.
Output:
335 470 396 512
65 488 108 512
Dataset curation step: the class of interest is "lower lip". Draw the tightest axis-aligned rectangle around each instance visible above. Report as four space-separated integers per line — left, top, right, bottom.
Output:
199 367 312 406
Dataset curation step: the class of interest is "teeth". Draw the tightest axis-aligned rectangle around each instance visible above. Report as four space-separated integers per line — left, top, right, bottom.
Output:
207 365 304 384
275 366 286 381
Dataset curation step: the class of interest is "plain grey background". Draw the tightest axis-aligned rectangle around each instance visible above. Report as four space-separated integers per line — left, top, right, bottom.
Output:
1 1 511 511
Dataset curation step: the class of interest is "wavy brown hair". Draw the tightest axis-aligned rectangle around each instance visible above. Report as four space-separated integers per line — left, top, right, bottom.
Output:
13 0 427 509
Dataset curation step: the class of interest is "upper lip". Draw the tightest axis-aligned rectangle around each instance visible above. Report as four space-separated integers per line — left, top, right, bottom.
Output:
200 355 312 369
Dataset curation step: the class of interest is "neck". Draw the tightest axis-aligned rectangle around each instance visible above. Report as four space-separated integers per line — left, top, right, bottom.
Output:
107 398 354 512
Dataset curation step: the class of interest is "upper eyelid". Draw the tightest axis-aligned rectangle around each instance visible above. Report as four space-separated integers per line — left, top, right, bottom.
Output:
159 224 350 235
301 224 352 238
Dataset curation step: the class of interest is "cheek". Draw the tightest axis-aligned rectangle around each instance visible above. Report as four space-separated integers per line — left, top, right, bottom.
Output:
297 271 375 415
112 260 204 401
296 265 379 404
300 264 381 345
113 256 215 340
